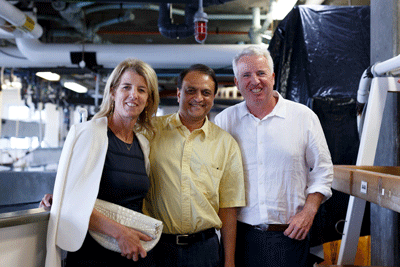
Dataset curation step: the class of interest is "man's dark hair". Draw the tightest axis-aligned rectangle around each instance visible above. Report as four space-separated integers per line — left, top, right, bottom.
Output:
177 64 218 95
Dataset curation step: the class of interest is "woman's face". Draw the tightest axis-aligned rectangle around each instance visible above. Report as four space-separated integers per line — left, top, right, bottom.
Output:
112 70 149 121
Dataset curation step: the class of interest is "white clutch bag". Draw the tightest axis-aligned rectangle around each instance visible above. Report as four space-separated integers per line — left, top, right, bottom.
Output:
89 199 163 252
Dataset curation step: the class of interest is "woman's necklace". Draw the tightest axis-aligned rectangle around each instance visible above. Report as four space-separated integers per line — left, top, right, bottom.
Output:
108 119 134 150
124 141 133 151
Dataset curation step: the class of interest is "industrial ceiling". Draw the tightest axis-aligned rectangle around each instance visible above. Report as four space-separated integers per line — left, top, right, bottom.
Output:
0 0 370 110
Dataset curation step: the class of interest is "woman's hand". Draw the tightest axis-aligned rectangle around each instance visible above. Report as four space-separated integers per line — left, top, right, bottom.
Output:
116 226 153 261
90 209 152 261
39 194 53 208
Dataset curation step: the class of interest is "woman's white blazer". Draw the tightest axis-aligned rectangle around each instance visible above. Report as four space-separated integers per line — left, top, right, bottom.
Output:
45 117 150 267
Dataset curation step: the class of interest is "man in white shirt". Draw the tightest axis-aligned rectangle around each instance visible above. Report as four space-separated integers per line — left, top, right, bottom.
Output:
214 46 333 267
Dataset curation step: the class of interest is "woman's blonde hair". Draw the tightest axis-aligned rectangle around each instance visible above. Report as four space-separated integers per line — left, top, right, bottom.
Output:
93 58 159 138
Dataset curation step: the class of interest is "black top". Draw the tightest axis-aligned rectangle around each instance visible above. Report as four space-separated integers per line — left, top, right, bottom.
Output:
97 129 149 213
66 129 155 267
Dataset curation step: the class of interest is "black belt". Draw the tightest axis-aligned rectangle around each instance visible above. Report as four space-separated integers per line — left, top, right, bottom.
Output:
238 221 289 232
161 228 216 245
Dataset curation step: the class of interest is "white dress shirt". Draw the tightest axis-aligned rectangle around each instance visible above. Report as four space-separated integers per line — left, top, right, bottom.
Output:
214 91 333 226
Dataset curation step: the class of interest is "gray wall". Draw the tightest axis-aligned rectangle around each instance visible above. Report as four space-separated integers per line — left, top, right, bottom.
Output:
370 1 400 265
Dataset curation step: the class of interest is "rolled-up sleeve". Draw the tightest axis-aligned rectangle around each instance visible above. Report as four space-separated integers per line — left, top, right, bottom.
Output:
305 113 333 202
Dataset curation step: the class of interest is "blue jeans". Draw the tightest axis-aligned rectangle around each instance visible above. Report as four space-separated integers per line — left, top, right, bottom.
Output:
154 233 221 267
236 221 310 267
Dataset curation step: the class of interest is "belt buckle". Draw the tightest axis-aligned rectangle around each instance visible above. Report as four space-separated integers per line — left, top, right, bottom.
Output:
176 234 189 245
254 223 269 231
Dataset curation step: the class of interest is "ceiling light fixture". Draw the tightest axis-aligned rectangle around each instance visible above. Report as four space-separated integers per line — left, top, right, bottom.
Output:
194 0 208 44
63 81 88 93
36 72 60 81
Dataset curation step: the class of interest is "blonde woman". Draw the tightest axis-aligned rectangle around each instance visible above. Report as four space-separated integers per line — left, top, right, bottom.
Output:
41 58 159 267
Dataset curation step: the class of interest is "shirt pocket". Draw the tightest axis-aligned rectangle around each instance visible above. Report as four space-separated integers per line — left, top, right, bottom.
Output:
195 165 223 202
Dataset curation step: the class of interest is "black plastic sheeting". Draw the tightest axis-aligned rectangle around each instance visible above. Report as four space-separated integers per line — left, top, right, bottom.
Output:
311 98 370 247
269 5 370 106
268 6 371 247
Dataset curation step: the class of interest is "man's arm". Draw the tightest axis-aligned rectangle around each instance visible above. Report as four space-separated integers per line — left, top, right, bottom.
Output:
219 207 238 267
283 192 324 240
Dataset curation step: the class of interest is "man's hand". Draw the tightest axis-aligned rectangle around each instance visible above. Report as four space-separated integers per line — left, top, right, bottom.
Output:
283 207 316 240
283 192 324 240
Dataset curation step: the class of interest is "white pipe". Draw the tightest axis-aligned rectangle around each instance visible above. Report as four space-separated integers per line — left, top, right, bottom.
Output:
372 54 400 76
0 28 15 39
356 54 400 134
78 108 88 122
0 0 43 39
356 69 372 135
95 73 100 110
0 46 57 68
356 69 372 104
250 7 262 44
13 38 260 69
252 7 261 29
0 17 16 38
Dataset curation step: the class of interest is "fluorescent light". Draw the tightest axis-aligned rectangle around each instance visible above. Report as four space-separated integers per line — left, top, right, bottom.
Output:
36 72 60 81
63 82 88 93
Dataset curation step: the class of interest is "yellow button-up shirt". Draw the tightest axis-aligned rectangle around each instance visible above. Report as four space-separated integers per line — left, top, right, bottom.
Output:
144 113 245 234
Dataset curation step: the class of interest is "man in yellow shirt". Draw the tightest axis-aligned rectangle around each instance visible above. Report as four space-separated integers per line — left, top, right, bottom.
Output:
144 64 246 267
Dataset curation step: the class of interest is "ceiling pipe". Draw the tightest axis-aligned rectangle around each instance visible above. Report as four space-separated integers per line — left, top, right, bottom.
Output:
85 3 164 16
249 7 262 44
0 46 65 68
0 17 16 39
259 1 275 34
158 3 197 39
11 38 262 69
92 11 135 34
51 1 102 43
84 3 269 21
0 0 43 39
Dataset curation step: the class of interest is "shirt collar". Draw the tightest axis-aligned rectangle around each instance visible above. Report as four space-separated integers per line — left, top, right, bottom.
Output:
238 91 287 120
169 112 209 137
270 91 287 119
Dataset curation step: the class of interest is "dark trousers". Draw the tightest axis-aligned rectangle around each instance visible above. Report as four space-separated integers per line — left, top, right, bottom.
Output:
236 221 310 267
154 233 221 267
66 233 156 267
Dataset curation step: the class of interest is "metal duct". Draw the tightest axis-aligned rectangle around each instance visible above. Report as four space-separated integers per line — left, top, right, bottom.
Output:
10 38 262 69
52 1 101 43
158 3 197 39
0 0 43 39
